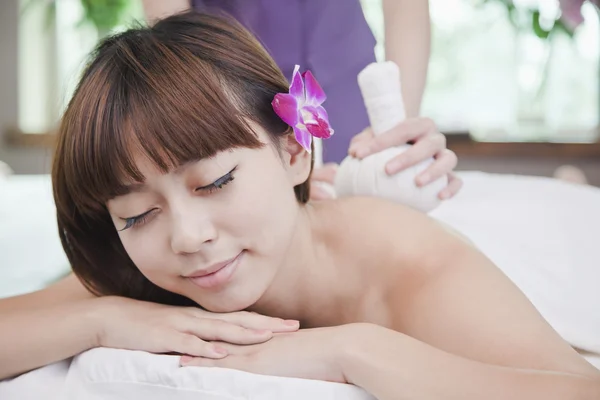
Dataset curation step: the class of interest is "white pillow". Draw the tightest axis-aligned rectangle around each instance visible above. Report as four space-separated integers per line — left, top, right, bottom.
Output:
64 348 375 400
0 175 70 298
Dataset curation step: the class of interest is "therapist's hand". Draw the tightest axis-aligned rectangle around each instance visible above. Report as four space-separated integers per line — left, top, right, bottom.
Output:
309 163 339 201
347 118 462 200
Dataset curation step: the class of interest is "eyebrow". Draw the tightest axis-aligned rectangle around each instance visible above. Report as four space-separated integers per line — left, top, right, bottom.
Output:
120 182 148 195
118 160 202 196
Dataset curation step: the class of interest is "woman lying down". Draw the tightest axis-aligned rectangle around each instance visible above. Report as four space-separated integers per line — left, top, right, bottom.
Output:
1 11 599 399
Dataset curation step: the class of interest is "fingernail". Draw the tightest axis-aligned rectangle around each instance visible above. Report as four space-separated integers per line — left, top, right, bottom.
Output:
417 173 431 186
211 345 228 357
284 319 299 327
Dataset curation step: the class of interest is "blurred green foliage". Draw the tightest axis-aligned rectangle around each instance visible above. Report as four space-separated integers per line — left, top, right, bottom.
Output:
21 0 139 35
477 0 576 40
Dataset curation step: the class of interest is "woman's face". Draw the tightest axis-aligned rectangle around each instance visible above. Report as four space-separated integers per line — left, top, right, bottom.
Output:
106 126 309 312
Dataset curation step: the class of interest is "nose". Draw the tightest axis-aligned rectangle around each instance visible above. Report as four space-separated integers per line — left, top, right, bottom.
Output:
170 208 218 255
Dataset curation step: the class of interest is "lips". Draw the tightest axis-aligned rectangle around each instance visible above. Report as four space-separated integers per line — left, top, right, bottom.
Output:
186 255 239 278
185 251 243 289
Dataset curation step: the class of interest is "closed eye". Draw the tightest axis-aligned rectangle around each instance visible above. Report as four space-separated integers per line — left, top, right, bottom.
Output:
195 166 237 193
118 167 237 232
119 208 156 231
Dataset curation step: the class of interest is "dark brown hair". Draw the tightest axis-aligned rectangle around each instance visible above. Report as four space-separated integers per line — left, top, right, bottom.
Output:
52 11 313 305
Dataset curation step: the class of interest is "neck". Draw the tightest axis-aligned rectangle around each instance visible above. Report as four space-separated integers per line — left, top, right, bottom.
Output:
249 203 351 327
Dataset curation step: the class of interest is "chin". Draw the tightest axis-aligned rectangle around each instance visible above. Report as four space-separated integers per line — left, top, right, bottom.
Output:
189 256 276 313
190 284 264 313
199 296 257 313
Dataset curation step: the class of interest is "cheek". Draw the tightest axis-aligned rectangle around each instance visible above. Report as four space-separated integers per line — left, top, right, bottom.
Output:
119 230 170 280
228 168 299 250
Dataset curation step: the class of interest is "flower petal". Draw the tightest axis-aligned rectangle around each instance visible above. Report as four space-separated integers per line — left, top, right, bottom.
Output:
302 70 326 106
289 64 304 100
302 105 332 131
314 105 330 125
300 106 333 139
293 126 312 153
306 120 333 139
304 107 333 139
272 93 299 127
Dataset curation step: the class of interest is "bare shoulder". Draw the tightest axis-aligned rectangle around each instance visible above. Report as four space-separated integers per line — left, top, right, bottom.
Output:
313 196 481 327
319 196 471 266
312 196 477 298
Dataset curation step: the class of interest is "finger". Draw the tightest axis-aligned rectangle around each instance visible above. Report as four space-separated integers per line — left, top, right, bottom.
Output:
348 134 375 157
186 318 274 345
348 127 373 147
180 343 254 370
311 163 338 184
438 173 463 200
352 118 436 159
384 133 446 176
180 354 243 370
180 355 215 367
171 333 228 359
208 311 300 333
413 148 457 187
180 340 244 366
348 129 374 155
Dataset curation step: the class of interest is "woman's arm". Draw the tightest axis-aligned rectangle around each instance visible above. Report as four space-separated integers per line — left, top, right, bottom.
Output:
181 319 600 399
0 300 102 380
0 275 101 380
340 323 600 400
0 274 94 314
0 275 299 381
382 0 431 118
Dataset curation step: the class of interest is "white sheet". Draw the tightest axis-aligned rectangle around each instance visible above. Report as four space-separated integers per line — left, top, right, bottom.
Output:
1 171 599 399
0 175 70 298
0 360 69 400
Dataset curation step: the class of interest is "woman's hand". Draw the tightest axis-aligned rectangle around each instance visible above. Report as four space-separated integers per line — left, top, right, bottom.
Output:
348 118 462 200
180 326 348 383
93 296 299 359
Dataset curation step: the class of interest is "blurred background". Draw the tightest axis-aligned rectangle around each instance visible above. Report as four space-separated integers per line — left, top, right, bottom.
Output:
0 0 598 299
0 0 598 183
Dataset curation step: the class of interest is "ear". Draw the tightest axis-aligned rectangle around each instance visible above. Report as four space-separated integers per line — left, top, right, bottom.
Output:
281 133 312 186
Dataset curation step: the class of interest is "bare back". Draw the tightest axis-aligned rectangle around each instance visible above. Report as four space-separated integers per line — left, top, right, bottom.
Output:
314 197 599 378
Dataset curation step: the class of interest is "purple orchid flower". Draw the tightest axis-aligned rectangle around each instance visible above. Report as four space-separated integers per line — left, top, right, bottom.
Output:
559 0 599 30
271 65 334 153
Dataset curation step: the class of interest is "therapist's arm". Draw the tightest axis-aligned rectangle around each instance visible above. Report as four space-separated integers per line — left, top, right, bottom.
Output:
382 0 431 118
142 0 190 24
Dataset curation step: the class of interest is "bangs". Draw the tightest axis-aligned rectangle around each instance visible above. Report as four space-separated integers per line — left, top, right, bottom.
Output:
61 28 265 216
